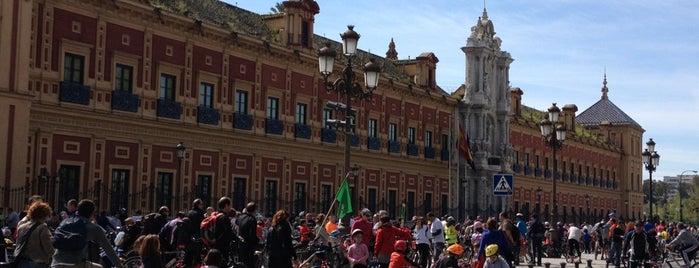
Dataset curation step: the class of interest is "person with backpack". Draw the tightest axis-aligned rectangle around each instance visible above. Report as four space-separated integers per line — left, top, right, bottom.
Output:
51 199 122 268
201 197 235 265
158 211 187 252
265 210 296 268
527 214 545 266
142 206 169 235
237 202 260 268
185 198 206 267
498 212 519 265
478 218 513 268
14 201 54 268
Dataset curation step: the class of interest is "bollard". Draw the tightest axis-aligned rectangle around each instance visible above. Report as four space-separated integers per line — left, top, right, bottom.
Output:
575 261 581 268
560 262 567 268
544 262 551 268
528 264 535 268
586 259 593 268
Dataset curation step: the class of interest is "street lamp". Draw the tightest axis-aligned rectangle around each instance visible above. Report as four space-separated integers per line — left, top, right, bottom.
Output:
352 164 360 211
176 142 186 209
318 25 380 219
642 138 660 221
536 187 542 215
539 103 566 222
679 170 697 222
585 194 591 222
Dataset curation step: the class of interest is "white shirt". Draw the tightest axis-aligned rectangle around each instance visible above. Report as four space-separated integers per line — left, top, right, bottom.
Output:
413 225 430 244
568 226 583 240
431 219 445 243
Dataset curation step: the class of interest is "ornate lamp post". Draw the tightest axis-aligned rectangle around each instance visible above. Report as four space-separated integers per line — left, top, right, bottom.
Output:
642 138 660 221
585 194 591 222
318 25 380 219
536 187 542 216
176 142 186 208
539 103 566 222
679 170 697 222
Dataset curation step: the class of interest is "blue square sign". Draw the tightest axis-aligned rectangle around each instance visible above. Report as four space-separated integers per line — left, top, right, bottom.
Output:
493 174 514 196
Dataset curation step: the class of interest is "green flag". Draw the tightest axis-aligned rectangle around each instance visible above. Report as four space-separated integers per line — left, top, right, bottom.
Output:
335 177 353 219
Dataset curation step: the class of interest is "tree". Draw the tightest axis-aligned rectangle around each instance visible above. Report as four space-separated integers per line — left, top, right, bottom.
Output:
643 179 669 206
269 2 284 14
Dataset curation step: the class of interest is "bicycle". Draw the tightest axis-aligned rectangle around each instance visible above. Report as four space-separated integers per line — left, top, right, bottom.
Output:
660 249 699 268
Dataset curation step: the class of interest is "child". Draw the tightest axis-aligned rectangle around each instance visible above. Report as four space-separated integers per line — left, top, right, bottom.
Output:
433 244 465 268
347 229 370 268
582 229 592 253
388 240 420 268
483 244 508 268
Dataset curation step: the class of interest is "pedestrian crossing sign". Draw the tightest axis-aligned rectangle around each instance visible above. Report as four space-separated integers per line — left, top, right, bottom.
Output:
493 174 514 196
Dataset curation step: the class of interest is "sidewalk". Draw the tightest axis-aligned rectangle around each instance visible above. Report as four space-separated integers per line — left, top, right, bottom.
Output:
517 252 611 268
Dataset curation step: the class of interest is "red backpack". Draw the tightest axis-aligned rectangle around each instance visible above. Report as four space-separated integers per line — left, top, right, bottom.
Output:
200 212 222 246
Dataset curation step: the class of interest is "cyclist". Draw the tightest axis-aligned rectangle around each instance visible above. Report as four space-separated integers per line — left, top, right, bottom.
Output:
388 240 420 268
665 222 699 267
433 244 465 268
567 223 583 261
624 220 650 268
483 244 509 268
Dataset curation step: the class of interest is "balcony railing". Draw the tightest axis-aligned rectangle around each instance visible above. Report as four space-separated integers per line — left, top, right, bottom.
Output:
197 106 219 125
440 149 449 161
424 147 435 159
294 124 311 139
388 141 401 154
111 90 139 112
156 98 182 119
233 112 253 130
513 163 522 173
407 144 418 156
265 118 284 135
367 137 381 150
350 134 360 147
321 128 337 143
59 81 91 105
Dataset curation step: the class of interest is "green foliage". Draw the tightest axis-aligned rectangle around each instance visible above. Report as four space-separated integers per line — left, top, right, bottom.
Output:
269 2 285 14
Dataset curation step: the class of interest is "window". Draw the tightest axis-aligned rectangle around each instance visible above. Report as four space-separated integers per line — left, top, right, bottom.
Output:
265 180 278 216
115 64 133 93
294 182 306 214
441 134 449 150
425 131 433 148
513 150 519 162
368 188 377 213
235 90 248 115
58 165 80 208
408 127 416 145
160 74 176 101
524 153 530 166
388 189 397 218
233 178 247 210
111 169 130 214
64 53 84 83
197 175 212 205
368 119 378 137
424 193 433 214
296 103 307 125
535 155 540 168
389 123 397 141
321 184 332 214
407 191 415 219
199 83 214 108
441 194 449 216
157 172 173 209
544 157 549 170
322 109 332 129
267 97 279 120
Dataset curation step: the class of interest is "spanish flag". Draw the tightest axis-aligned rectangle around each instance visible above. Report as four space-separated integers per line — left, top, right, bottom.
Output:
458 124 476 172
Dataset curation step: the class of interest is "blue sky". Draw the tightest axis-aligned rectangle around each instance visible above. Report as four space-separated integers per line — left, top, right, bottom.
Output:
226 1 699 180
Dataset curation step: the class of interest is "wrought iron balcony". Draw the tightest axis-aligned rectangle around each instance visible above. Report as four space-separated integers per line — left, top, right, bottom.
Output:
111 90 139 112
321 128 337 143
294 124 311 139
233 112 253 130
367 137 381 150
513 163 522 173
59 81 91 105
350 134 360 147
440 149 449 161
424 147 435 159
388 141 401 154
197 106 219 125
407 144 419 156
156 98 182 119
265 118 284 135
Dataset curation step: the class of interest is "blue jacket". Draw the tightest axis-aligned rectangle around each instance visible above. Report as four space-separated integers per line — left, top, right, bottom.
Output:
478 229 511 258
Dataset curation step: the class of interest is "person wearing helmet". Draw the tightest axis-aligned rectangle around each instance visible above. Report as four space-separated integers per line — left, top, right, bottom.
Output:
388 240 420 268
445 217 459 246
478 218 513 267
433 243 464 268
665 222 699 268
347 229 370 268
483 244 509 268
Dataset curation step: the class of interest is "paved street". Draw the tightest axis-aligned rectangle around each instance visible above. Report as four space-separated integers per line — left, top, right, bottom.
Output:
517 252 611 268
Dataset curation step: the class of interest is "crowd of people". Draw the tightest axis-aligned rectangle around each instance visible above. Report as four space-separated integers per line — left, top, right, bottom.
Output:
4 194 699 268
